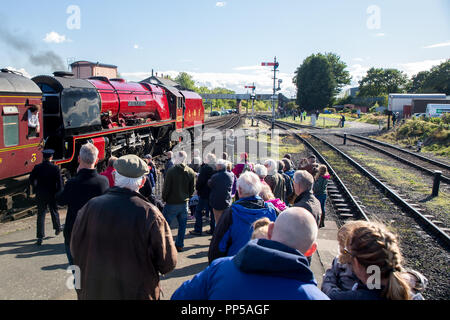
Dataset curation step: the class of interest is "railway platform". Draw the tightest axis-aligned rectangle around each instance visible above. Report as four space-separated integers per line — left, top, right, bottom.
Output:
0 210 339 300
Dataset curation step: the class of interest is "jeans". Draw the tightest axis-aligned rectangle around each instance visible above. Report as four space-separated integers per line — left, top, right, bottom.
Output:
163 202 188 248
194 197 215 233
316 194 327 227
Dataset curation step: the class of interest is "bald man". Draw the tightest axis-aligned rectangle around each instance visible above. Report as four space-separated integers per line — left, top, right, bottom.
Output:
172 207 329 300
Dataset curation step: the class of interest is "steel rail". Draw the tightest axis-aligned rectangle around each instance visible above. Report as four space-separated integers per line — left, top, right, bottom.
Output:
350 134 450 170
335 134 450 184
310 133 450 248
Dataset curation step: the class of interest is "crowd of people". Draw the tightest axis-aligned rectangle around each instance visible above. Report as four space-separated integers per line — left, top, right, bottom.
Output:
28 145 428 300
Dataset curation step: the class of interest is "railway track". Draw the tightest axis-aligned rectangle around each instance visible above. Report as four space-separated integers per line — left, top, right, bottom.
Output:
258 116 449 299
258 115 323 130
336 134 450 184
267 118 450 246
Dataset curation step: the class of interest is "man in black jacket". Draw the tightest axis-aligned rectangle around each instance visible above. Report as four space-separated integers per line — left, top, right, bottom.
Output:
190 153 216 236
29 149 63 246
57 143 109 265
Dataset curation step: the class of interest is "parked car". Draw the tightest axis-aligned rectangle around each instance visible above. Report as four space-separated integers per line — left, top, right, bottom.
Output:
210 111 220 116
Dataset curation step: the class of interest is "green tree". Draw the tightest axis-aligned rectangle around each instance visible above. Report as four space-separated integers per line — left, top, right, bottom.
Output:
175 72 196 91
419 59 450 94
358 67 408 97
293 52 350 99
294 54 335 111
323 52 351 96
408 71 430 93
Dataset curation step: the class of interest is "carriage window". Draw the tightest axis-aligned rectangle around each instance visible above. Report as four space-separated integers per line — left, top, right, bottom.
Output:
3 115 19 147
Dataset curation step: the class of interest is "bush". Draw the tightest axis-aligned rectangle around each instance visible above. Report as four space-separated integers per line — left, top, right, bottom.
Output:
351 109 358 114
324 107 336 113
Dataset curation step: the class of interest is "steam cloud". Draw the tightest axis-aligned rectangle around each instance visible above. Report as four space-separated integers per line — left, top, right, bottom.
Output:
0 20 66 71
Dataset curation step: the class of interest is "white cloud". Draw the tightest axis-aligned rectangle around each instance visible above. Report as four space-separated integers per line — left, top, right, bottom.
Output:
122 68 297 98
216 2 226 7
43 31 68 44
134 44 139 49
348 64 370 85
423 40 450 49
353 58 364 62
5 66 31 78
398 59 446 76
374 33 385 37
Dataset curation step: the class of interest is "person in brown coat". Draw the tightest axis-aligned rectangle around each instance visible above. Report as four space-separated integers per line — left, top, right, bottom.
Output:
70 154 177 300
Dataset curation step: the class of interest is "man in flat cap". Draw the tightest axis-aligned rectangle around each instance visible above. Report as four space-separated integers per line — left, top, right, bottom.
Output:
70 154 177 300
29 149 63 246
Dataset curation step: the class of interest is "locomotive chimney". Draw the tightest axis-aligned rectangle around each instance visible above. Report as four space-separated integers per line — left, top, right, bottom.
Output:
152 69 154 77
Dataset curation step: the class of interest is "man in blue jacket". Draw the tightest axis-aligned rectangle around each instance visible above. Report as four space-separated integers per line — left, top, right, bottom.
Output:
208 171 277 264
171 207 328 300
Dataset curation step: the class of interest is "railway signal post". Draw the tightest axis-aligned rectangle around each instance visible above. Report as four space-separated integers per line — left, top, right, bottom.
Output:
262 57 279 130
245 84 256 126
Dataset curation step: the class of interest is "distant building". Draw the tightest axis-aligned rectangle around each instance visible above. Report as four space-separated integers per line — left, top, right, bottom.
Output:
344 87 359 98
70 61 118 79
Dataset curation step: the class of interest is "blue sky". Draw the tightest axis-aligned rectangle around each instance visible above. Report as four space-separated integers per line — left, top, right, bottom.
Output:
0 0 449 97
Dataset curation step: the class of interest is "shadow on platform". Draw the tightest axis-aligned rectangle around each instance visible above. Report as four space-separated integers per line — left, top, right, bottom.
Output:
0 238 65 259
163 261 209 280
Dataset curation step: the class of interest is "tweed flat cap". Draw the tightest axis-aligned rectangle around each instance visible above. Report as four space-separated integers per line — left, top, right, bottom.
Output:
114 155 149 178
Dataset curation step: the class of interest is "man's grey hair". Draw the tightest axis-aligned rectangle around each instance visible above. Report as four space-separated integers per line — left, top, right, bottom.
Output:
254 164 267 178
205 153 216 165
294 170 314 191
264 159 278 176
79 143 99 165
237 171 262 197
174 151 187 164
114 171 145 191
216 159 227 170
167 151 173 158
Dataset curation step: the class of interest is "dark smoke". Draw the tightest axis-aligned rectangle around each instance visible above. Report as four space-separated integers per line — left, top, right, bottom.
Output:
30 51 65 71
0 20 66 71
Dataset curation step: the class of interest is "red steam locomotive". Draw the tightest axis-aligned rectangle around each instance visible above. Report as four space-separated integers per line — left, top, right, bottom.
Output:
0 68 205 182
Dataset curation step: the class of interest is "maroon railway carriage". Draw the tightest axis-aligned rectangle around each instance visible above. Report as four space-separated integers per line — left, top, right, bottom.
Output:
0 69 43 181
0 69 205 183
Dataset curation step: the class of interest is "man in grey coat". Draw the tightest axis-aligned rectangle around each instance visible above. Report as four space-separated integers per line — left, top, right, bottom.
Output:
292 170 322 225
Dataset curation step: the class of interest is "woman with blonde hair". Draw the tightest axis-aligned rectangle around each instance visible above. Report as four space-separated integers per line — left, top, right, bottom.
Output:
334 222 412 300
251 217 271 240
259 184 286 216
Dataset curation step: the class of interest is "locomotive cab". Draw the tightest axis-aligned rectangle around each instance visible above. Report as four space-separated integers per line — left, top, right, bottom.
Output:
32 72 102 160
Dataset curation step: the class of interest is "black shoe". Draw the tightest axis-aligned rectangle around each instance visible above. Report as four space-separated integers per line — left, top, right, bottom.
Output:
36 239 43 246
176 246 184 252
55 228 62 236
189 230 202 236
205 229 214 235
